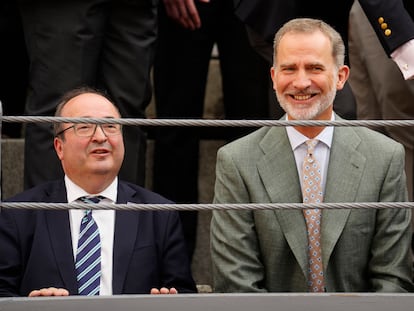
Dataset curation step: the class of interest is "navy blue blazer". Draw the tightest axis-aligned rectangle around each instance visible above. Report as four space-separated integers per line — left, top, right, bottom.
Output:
359 0 414 55
0 180 196 296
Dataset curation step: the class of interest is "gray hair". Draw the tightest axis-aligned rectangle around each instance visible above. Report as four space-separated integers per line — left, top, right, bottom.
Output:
273 18 345 69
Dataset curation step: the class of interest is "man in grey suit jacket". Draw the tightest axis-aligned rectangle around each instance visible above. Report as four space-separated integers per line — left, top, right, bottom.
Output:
211 18 413 292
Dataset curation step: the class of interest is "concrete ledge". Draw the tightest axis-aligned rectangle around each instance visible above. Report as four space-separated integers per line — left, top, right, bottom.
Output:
2 293 414 311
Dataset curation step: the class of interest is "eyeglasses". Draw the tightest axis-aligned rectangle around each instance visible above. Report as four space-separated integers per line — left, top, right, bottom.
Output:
55 123 122 137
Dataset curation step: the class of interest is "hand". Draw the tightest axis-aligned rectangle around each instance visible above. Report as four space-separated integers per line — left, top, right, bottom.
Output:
162 0 210 30
150 287 178 294
28 287 69 297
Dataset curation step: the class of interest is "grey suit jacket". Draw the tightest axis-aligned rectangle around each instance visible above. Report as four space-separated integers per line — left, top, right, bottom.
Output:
211 122 413 292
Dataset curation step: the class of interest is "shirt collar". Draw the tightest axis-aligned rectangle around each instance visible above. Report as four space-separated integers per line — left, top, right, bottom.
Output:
65 175 118 203
286 113 334 151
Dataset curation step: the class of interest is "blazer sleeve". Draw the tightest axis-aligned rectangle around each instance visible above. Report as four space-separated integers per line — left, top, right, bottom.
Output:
0 210 21 296
158 211 197 293
211 146 267 293
358 0 414 54
369 142 413 292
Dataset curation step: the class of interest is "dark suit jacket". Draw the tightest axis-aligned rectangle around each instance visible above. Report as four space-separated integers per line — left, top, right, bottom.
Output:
0 180 196 297
234 0 353 43
235 0 414 55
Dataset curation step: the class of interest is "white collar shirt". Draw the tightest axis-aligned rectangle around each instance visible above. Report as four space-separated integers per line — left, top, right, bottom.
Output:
66 175 117 295
285 113 334 195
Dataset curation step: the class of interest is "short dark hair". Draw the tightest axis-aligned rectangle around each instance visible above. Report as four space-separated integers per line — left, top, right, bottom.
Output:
53 86 120 136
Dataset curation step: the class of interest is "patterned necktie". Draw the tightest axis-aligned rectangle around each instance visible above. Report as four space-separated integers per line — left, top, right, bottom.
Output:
75 196 104 296
302 139 325 292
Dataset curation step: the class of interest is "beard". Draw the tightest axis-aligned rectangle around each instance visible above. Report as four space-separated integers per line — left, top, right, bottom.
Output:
276 82 337 120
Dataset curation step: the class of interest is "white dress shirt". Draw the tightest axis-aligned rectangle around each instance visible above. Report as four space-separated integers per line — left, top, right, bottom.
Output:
66 175 117 295
391 39 414 80
285 114 334 195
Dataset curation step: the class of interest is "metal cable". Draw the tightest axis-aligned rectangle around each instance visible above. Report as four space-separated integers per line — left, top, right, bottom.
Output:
1 201 414 211
2 116 414 128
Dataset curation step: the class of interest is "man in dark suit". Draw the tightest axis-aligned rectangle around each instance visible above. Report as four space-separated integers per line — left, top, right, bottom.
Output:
0 87 196 297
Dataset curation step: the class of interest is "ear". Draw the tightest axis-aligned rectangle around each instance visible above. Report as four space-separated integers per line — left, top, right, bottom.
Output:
336 65 350 90
270 66 277 90
54 137 64 160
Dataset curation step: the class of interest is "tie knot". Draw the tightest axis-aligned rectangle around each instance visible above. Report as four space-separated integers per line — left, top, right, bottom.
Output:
78 195 105 204
305 139 318 155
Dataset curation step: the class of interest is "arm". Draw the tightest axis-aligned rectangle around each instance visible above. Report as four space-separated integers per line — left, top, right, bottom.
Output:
358 0 414 79
157 211 197 293
0 210 72 297
369 143 414 292
0 210 25 297
210 147 267 293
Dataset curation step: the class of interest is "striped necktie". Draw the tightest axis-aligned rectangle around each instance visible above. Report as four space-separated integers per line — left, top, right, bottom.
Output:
302 139 325 292
75 195 104 296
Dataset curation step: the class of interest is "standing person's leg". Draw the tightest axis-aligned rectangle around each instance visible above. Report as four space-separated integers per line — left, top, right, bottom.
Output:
153 1 214 259
99 0 158 186
18 0 109 188
217 0 271 141
349 1 414 199
0 0 28 139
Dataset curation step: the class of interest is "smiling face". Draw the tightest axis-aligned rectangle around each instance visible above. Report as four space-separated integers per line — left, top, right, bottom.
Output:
271 30 349 121
54 93 124 191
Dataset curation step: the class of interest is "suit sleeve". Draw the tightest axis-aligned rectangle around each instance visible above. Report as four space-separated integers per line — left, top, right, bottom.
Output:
0 210 22 297
358 0 414 55
369 142 414 292
211 147 267 293
159 211 197 293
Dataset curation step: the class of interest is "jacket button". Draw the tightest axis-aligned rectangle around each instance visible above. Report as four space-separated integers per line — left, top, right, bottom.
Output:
381 22 388 30
378 17 384 24
384 29 392 36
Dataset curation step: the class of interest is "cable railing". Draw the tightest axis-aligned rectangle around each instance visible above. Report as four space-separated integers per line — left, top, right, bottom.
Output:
1 105 414 309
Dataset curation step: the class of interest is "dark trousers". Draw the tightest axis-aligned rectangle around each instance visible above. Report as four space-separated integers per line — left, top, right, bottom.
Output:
18 0 157 188
0 0 28 138
153 0 272 258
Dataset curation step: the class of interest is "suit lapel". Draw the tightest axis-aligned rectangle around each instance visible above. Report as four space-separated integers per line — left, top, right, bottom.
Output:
256 125 367 277
112 183 139 294
257 127 309 277
322 126 366 265
45 182 78 294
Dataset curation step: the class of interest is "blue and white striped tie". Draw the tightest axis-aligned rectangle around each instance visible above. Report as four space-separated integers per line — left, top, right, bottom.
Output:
75 196 104 296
